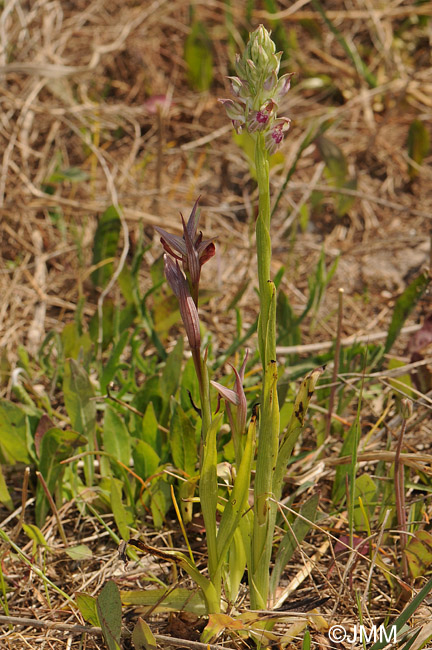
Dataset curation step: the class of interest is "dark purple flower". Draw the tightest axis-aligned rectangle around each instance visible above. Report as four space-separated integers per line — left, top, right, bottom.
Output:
155 198 215 299
163 255 201 354
265 117 291 154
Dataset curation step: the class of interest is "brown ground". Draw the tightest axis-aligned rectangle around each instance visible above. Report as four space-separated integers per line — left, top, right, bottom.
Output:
0 0 431 648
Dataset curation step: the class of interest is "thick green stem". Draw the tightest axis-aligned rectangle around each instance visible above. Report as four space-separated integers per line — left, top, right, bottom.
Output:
250 133 280 609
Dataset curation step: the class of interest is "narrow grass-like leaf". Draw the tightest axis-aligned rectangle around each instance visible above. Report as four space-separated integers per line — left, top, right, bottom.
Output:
310 0 376 87
100 329 129 395
96 580 122 650
385 271 430 353
120 587 206 615
368 574 432 650
91 205 121 288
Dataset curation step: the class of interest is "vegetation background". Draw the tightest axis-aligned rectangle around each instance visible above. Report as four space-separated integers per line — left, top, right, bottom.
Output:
0 0 431 648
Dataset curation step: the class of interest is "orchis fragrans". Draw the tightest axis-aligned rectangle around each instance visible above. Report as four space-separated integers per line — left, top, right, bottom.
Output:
219 24 292 154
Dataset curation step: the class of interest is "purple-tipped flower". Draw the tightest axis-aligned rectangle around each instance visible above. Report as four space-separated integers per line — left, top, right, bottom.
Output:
265 117 291 155
219 25 293 154
155 198 215 302
211 351 249 442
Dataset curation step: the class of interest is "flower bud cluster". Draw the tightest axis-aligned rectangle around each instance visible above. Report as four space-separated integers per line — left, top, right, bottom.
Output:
219 25 293 154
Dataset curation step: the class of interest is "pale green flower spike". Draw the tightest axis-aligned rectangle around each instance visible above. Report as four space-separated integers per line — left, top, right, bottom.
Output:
219 24 293 153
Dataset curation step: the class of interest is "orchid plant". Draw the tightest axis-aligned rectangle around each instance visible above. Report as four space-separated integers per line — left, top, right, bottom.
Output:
156 25 323 615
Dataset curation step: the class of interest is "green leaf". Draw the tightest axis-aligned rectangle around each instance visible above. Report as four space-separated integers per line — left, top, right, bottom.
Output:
184 21 213 91
120 587 207 615
170 402 197 476
132 617 157 650
110 478 132 541
47 167 89 184
0 465 13 510
332 420 359 503
65 544 93 561
0 400 30 464
353 473 377 531
160 337 184 400
132 440 160 481
385 271 431 353
405 531 432 579
140 402 161 453
91 205 121 287
63 359 96 438
103 406 131 468
100 329 130 395
407 119 430 180
22 523 49 549
96 580 122 650
61 322 92 362
75 592 100 627
36 427 87 525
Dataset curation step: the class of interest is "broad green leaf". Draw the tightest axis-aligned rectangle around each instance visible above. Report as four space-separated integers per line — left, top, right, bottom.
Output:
22 523 49 549
132 617 157 650
96 580 122 650
160 337 183 400
132 440 160 481
0 400 30 464
91 205 121 287
385 271 430 353
61 322 92 362
0 465 13 510
140 402 160 453
353 473 377 531
110 478 132 541
63 359 96 438
103 406 131 468
120 587 207 615
408 119 430 180
89 299 115 350
36 427 87 525
170 402 197 476
225 527 247 604
184 21 213 92
405 531 432 579
270 493 320 596
75 592 100 627
65 544 93 561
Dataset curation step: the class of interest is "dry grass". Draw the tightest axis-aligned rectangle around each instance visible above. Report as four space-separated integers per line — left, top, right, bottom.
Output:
0 0 432 648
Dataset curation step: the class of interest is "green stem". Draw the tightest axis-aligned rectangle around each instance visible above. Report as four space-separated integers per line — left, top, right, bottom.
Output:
250 133 280 609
